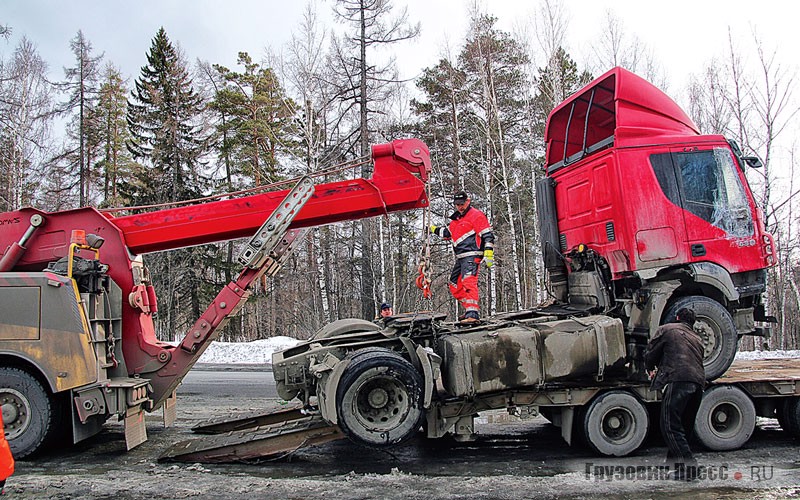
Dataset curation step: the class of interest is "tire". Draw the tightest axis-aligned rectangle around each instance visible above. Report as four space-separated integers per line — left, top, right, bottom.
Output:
694 385 755 451
582 390 649 456
779 397 800 438
335 348 424 447
664 296 737 381
0 367 58 458
310 318 380 340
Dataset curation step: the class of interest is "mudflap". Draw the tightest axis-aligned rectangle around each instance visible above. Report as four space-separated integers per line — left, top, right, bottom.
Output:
163 390 177 428
124 406 148 450
159 416 344 463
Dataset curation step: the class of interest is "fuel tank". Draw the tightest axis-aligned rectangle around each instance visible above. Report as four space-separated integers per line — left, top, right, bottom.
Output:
436 315 625 397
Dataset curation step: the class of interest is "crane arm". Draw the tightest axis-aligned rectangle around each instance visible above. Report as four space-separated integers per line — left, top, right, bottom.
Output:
110 138 430 254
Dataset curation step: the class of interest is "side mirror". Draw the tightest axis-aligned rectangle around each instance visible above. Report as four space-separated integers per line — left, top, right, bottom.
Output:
742 156 763 169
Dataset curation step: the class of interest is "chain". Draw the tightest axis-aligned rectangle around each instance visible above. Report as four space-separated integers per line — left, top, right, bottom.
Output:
414 184 434 313
106 323 119 369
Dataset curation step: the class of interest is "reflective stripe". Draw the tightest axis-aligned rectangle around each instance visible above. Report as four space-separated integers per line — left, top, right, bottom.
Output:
455 251 483 259
479 228 492 236
483 242 494 249
454 230 476 246
464 306 480 311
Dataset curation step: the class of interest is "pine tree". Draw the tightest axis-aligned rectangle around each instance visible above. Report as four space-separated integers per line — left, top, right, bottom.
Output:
126 27 206 205
331 0 420 319
211 52 297 186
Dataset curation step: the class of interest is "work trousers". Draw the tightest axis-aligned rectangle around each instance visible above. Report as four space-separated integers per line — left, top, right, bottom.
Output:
661 381 703 462
448 257 480 315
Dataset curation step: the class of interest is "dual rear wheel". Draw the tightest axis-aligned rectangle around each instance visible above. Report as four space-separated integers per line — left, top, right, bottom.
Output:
579 385 759 456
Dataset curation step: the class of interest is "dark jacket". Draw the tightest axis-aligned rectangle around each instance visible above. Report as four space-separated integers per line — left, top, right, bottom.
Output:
644 321 705 391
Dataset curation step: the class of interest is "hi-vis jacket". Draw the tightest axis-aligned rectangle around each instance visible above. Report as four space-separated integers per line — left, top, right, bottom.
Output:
433 205 495 260
0 418 14 483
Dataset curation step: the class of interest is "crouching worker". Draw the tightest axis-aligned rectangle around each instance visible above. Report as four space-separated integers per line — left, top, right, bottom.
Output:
645 307 705 481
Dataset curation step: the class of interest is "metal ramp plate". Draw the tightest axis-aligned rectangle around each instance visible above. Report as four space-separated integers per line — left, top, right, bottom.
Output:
160 416 344 463
191 402 305 434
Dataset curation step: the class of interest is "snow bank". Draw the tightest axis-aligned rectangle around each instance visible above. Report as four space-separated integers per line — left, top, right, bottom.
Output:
197 336 301 365
735 349 800 360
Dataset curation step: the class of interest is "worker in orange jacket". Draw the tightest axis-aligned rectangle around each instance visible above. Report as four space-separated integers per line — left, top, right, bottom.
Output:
430 190 494 323
0 418 14 494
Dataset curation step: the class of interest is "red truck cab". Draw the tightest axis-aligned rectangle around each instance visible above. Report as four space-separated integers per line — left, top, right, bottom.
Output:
537 67 775 380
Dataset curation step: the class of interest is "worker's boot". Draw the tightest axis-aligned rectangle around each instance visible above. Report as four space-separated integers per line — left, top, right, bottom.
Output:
459 311 480 324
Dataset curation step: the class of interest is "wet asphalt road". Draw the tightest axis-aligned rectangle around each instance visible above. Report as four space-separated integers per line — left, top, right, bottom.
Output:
6 367 800 499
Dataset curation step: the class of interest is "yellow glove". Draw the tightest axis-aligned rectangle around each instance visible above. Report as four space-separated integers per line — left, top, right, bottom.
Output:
484 249 494 267
429 225 438 235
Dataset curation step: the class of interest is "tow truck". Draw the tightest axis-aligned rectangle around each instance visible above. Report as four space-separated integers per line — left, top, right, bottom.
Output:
0 139 430 458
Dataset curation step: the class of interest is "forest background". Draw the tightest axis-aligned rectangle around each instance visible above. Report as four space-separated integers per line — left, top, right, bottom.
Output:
1 0 798 350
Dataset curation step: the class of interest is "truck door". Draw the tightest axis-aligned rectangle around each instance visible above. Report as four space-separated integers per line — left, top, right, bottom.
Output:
667 146 759 273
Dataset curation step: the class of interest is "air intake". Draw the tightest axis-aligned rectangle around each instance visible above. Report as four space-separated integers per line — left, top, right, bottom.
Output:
606 222 616 242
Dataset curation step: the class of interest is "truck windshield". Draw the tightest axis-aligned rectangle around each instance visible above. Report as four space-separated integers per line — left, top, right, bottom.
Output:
651 148 754 237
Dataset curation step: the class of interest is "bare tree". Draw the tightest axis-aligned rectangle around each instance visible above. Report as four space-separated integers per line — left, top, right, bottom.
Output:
330 0 420 319
591 10 666 88
0 37 57 211
687 60 731 135
281 1 336 324
62 30 104 206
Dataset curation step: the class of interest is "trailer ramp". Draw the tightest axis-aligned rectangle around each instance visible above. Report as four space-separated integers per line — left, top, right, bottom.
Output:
160 404 344 463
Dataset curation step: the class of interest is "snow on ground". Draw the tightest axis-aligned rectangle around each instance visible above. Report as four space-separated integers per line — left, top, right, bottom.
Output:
197 336 301 365
196 336 800 365
735 349 800 360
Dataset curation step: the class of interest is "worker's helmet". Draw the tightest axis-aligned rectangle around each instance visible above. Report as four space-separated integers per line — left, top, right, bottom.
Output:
380 303 391 310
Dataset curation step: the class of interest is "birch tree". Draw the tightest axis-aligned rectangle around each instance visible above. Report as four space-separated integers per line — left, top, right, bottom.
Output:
0 37 56 211
460 14 529 312
282 2 335 323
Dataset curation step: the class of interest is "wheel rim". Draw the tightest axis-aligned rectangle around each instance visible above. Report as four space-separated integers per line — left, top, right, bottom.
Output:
1 387 32 440
707 402 743 438
352 371 411 431
601 407 635 444
694 316 721 365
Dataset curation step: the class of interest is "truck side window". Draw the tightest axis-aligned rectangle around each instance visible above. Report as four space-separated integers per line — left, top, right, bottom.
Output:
650 149 754 237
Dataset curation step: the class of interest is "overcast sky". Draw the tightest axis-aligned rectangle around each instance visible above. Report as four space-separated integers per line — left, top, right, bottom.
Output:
3 0 797 93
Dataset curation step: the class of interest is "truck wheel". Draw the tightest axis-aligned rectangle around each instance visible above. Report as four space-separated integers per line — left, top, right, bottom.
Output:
664 296 737 380
336 348 424 447
0 367 58 458
779 397 800 438
694 385 755 451
583 391 649 456
310 318 380 340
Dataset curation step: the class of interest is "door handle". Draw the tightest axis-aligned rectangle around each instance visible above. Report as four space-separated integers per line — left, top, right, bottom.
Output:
691 244 706 257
